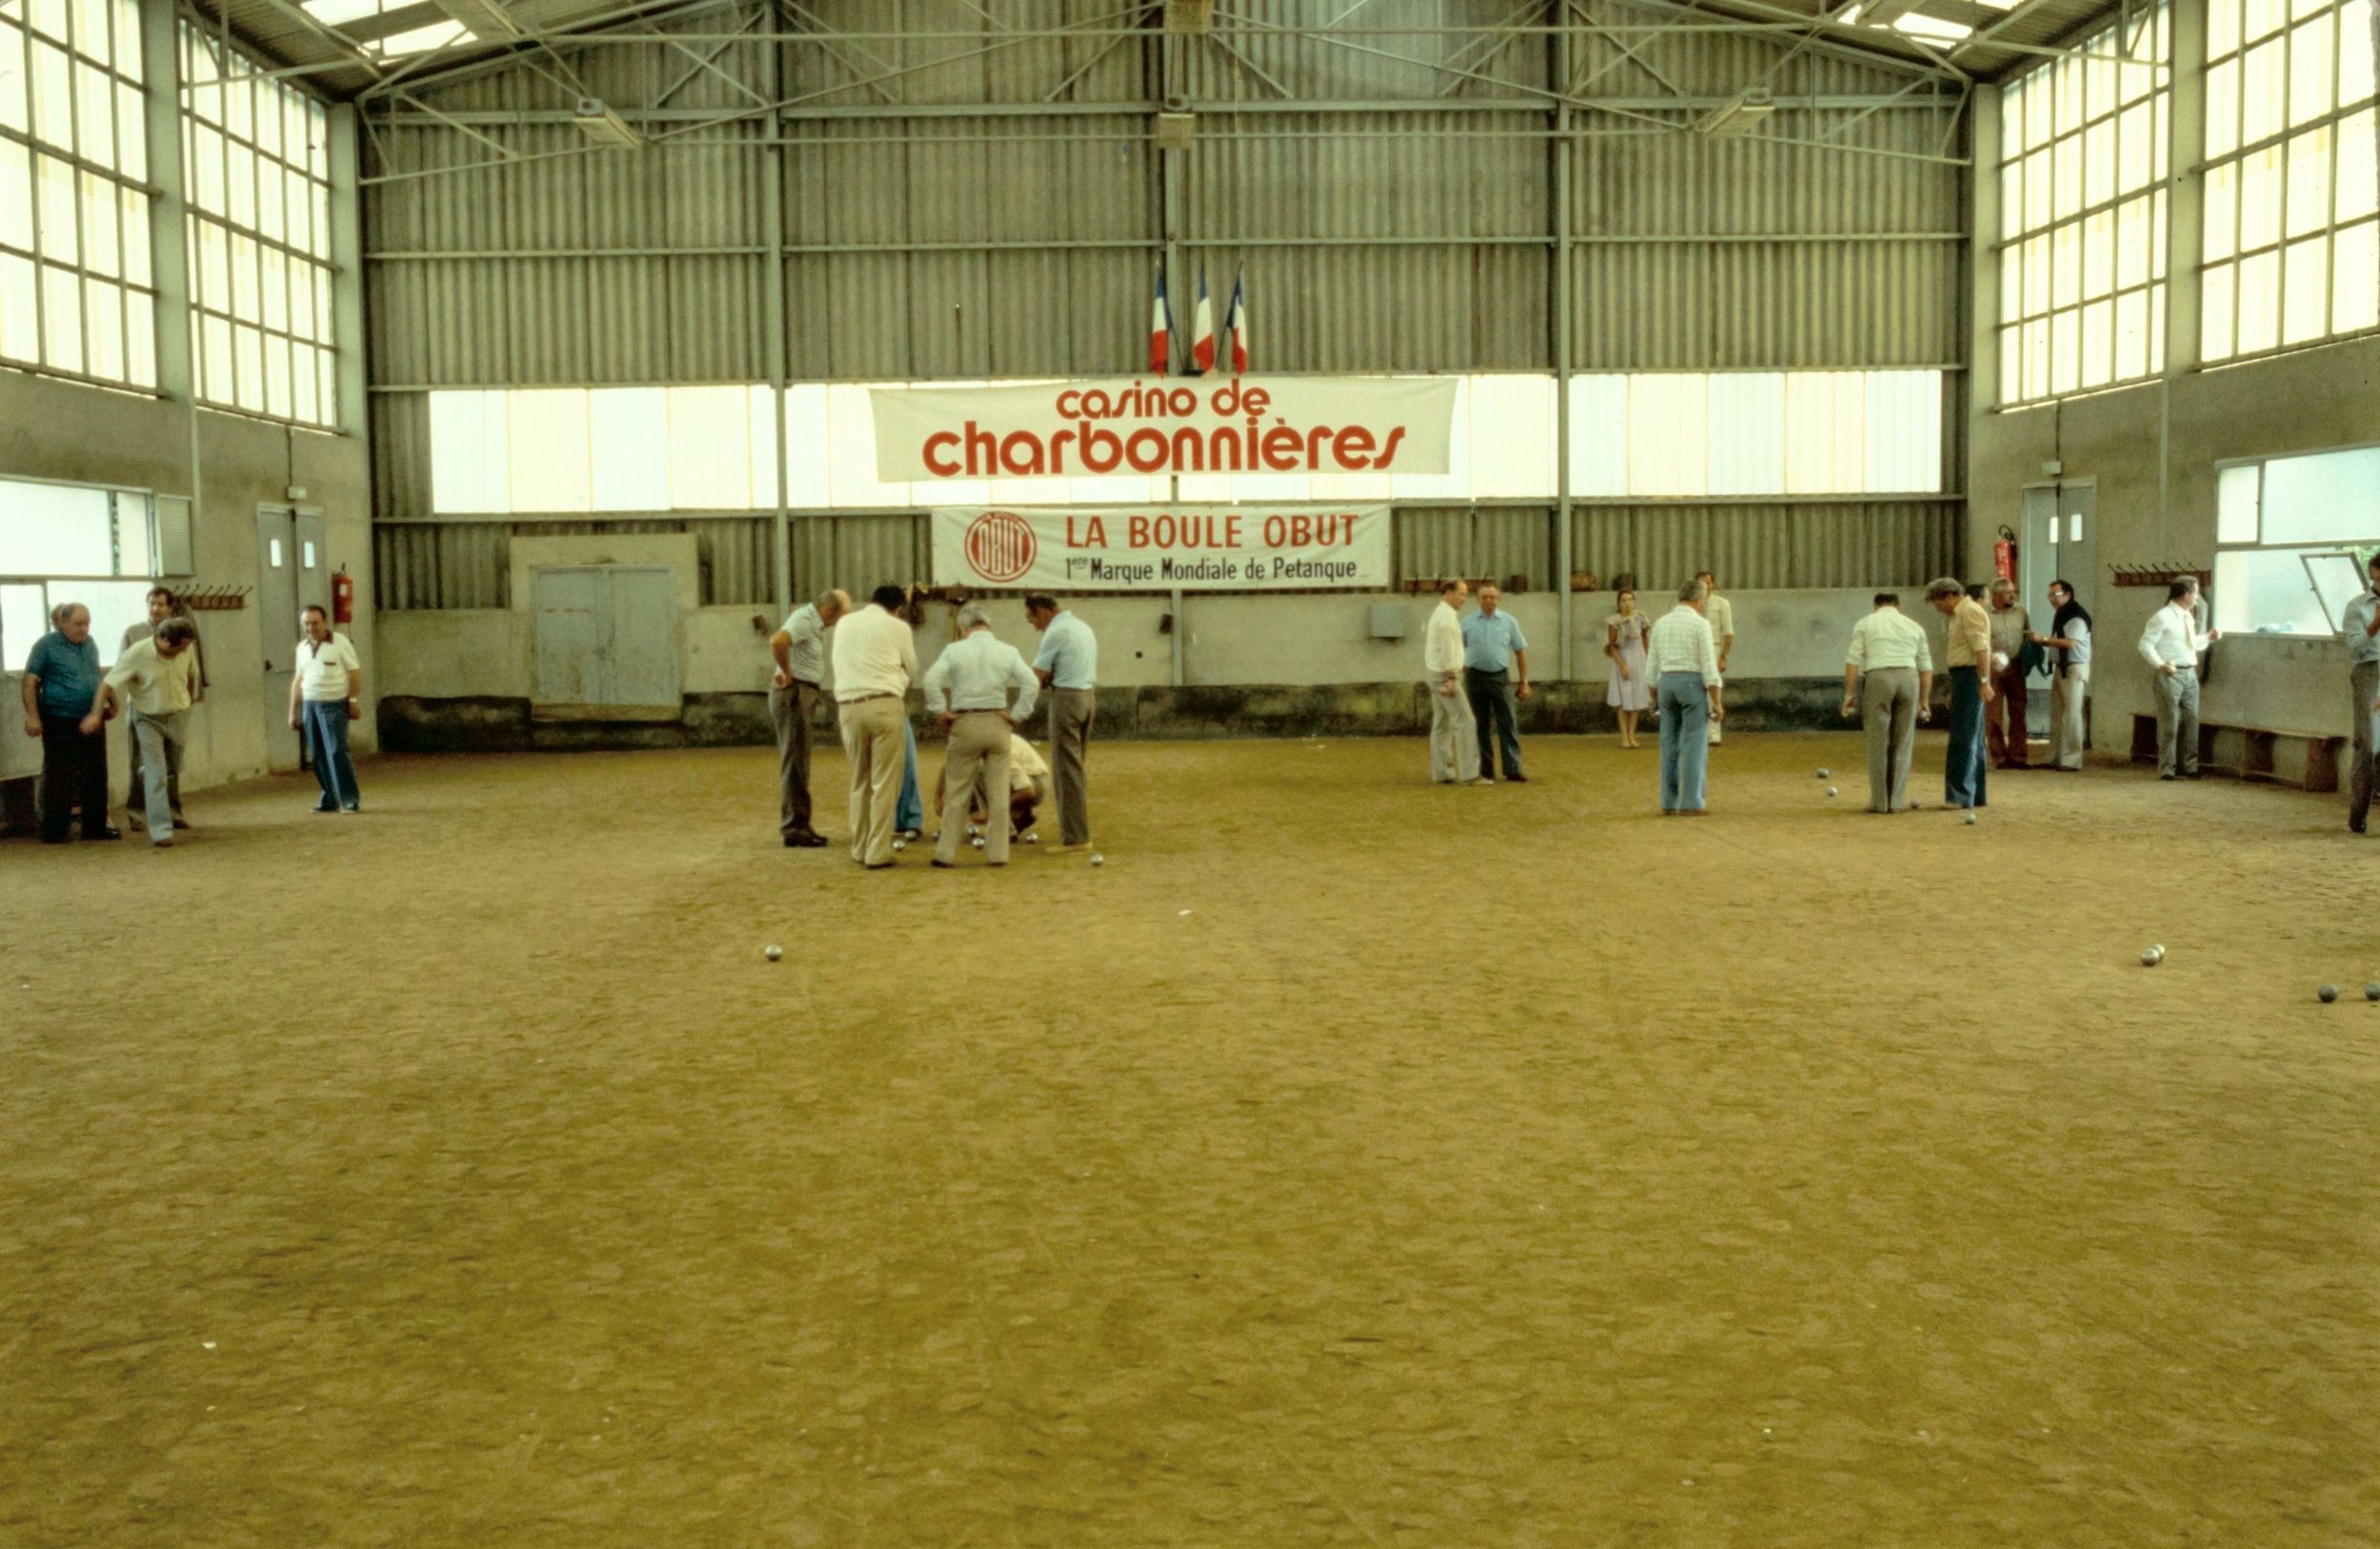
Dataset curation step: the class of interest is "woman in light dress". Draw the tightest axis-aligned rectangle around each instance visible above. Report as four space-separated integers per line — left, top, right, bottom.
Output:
1604 587 1653 748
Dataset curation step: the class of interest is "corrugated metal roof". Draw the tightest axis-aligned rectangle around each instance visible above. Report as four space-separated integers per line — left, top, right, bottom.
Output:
194 0 2133 107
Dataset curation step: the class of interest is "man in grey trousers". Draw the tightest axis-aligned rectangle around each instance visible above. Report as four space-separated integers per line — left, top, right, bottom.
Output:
1423 577 1483 784
768 587 848 848
1027 593 1099 852
2342 555 2380 832
1841 592 1934 813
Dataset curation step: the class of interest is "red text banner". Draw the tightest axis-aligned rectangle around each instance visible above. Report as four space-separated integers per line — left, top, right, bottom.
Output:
873 376 1458 483
932 505 1391 591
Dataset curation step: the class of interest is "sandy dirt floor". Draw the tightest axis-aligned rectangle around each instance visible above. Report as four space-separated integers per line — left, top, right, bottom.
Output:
3 730 2377 1547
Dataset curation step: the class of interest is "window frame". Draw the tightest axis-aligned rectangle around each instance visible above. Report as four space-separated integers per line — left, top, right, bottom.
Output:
0 0 158 393
2210 439 2380 635
1993 3 2174 408
2198 0 2380 365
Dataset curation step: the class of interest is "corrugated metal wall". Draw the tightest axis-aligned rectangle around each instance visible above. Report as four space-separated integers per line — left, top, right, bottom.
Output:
362 0 1972 611
375 518 775 609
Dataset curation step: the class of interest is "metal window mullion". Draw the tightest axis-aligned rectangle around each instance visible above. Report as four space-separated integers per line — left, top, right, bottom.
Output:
65 14 89 378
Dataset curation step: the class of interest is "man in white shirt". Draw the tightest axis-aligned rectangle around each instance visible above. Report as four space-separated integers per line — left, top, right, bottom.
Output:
830 585 920 868
286 605 364 813
1422 578 1483 784
922 602 1039 867
1697 568 1733 745
768 587 848 849
2138 575 2220 780
1841 592 1934 813
1646 580 1725 813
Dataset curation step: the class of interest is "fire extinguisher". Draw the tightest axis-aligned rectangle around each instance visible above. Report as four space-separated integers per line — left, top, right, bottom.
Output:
331 566 355 625
1993 526 2018 582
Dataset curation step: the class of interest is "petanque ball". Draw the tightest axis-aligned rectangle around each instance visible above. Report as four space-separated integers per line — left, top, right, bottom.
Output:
2140 950 2159 967
1090 853 1104 866
2366 983 2380 1002
2319 983 2340 1003
970 835 985 849
1964 811 1978 824
764 944 782 962
1815 768 1830 779
891 838 905 852
1826 786 1838 798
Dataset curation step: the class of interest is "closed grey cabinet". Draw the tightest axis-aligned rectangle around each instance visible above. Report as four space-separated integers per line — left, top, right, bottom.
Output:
532 566 680 710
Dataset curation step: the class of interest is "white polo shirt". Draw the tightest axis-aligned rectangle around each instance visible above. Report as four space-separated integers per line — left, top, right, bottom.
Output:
296 632 361 702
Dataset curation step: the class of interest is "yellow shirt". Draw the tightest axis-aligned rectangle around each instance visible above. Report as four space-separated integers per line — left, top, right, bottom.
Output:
104 637 197 716
1945 598 1993 669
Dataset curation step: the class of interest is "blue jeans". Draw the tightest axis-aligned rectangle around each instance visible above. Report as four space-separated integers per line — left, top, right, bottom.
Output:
896 721 924 832
303 700 361 809
1657 672 1710 811
1945 666 1988 808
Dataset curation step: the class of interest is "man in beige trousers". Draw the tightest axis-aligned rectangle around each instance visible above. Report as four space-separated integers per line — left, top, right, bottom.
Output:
831 585 919 869
922 603 1039 868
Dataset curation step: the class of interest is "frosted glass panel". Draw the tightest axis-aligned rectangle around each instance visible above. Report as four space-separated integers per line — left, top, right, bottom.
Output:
0 478 112 572
825 385 908 508
2217 464 2263 542
2260 445 2380 543
1567 375 1627 497
588 388 670 511
1784 373 1864 494
783 385 832 507
1862 370 1942 492
506 388 592 514
2213 547 2335 631
428 389 510 515
668 386 754 510
1467 376 1556 498
1705 373 1785 496
1626 374 1708 498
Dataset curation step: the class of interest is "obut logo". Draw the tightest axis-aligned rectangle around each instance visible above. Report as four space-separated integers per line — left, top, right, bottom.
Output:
964 510 1037 584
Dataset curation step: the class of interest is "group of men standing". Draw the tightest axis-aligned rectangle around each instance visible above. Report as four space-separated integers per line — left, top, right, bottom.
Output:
17 586 365 848
766 586 1098 867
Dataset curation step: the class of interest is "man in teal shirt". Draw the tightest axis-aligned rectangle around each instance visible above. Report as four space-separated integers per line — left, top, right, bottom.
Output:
19 603 117 844
1460 584 1532 782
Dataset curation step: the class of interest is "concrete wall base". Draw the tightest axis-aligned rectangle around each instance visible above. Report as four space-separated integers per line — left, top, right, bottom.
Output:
378 678 1872 753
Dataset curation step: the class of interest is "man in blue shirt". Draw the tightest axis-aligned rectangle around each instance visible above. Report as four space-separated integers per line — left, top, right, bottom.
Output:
1459 583 1533 782
1026 593 1099 851
18 602 118 844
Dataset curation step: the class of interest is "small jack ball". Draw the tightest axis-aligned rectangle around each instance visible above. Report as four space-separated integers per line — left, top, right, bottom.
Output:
1964 811 1978 824
1090 853 1104 866
764 945 782 962
970 836 985 849
1826 786 1838 798
1815 768 1830 779
891 839 905 852
2319 983 2340 1003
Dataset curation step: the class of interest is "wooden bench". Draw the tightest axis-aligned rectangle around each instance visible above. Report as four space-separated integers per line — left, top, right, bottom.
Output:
2131 715 2347 791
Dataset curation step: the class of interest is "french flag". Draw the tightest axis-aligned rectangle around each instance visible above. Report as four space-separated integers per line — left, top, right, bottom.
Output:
1225 269 1247 373
1190 268 1216 375
1148 265 1173 374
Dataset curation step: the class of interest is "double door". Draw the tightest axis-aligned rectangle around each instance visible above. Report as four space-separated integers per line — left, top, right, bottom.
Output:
258 506 327 770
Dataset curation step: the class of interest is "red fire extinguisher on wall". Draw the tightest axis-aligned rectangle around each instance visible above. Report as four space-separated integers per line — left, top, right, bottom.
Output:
1993 526 2018 582
331 565 355 625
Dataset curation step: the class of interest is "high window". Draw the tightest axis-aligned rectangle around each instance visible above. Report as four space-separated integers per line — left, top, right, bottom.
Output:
0 0 155 389
2200 0 2379 361
426 373 1946 515
0 475 175 668
1996 5 2172 404
178 20 337 427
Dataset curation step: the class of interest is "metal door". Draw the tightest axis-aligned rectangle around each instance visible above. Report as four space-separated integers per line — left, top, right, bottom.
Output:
604 566 679 706
533 567 604 705
294 510 327 619
257 506 300 768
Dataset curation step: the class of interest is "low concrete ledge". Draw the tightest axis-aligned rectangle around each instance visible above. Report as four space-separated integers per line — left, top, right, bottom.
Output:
377 680 1873 754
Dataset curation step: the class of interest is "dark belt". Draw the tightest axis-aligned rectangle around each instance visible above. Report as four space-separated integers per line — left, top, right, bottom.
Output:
840 691 899 704
1465 666 1510 681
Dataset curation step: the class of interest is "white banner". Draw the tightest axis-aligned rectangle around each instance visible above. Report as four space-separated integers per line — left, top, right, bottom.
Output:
872 376 1458 484
933 505 1390 591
